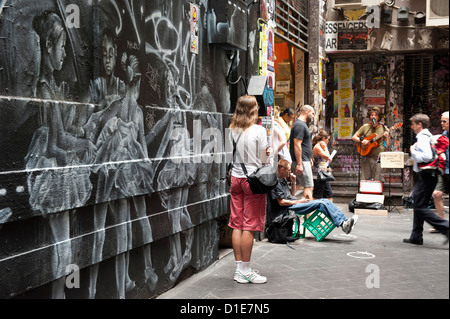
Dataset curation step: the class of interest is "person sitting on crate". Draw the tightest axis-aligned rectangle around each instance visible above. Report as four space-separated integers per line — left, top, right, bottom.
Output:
266 159 359 236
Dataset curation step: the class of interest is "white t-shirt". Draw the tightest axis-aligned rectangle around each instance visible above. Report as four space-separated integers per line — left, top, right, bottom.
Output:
273 121 292 163
231 124 269 178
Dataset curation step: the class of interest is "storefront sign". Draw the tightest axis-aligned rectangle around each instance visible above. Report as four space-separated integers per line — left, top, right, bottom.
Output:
276 80 290 93
325 21 368 52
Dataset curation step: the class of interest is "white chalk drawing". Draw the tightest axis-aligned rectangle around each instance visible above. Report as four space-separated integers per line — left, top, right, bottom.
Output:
347 251 376 259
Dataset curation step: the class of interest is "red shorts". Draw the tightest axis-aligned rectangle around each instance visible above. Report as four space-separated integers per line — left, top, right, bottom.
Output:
229 176 267 232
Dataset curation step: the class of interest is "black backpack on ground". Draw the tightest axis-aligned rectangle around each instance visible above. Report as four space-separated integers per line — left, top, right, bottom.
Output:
266 210 302 244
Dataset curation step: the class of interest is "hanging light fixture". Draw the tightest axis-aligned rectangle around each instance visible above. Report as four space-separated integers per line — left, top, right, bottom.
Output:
414 11 426 25
382 8 393 23
397 6 409 22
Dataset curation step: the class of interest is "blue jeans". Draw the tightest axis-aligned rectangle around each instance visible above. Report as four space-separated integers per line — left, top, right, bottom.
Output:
288 199 346 227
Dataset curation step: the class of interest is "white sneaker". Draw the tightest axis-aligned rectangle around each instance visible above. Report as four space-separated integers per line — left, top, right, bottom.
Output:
235 269 267 284
342 215 359 234
233 269 239 281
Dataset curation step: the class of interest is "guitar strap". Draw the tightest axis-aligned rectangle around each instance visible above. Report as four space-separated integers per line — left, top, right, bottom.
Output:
363 125 373 137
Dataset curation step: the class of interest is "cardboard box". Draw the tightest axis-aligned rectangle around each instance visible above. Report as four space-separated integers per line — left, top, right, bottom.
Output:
359 180 383 194
356 193 385 204
355 209 388 216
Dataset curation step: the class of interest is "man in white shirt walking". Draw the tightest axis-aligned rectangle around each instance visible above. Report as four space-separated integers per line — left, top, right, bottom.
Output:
404 114 449 245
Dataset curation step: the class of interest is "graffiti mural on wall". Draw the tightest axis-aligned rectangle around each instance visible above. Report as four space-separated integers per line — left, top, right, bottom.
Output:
386 56 404 152
0 0 234 298
430 55 449 134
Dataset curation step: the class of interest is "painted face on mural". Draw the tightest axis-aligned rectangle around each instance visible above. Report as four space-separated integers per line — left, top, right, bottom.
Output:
49 32 67 71
102 36 117 76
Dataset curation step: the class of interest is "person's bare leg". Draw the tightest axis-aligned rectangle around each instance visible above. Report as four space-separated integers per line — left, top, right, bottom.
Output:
304 187 313 218
433 190 445 219
430 190 445 232
232 229 255 261
240 230 254 262
232 229 243 261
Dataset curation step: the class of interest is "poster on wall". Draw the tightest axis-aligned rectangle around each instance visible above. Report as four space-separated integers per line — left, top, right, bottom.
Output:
333 63 354 120
259 23 275 77
259 22 268 76
339 99 354 118
333 90 354 118
338 26 368 50
334 118 354 140
333 62 354 140
334 62 354 88
267 27 275 72
261 0 276 22
190 3 199 54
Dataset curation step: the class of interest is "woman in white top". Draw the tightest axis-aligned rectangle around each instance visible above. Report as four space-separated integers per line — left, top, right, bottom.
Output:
229 95 270 284
312 130 333 201
273 106 292 163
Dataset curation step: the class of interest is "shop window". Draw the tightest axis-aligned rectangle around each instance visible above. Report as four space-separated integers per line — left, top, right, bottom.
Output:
275 0 309 52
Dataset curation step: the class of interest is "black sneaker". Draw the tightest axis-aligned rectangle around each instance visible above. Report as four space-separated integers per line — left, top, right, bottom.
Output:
403 238 423 245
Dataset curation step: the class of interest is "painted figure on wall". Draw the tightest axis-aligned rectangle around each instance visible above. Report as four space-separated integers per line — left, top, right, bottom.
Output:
84 25 157 297
154 61 195 282
92 54 156 298
24 10 96 298
89 28 126 106
26 11 96 212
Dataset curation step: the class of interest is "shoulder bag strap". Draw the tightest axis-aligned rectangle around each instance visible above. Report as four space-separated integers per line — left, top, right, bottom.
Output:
232 133 249 176
231 132 243 168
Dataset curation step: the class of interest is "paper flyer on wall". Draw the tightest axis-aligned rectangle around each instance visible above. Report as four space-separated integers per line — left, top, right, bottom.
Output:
333 118 354 140
333 62 354 119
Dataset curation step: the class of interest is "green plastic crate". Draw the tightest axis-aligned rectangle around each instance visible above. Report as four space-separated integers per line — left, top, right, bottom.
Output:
302 210 336 241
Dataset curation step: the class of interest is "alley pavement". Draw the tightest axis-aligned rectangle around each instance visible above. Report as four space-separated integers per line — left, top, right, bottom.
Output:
158 204 449 300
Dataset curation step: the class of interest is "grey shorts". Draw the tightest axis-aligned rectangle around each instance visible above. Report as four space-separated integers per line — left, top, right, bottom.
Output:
435 173 449 194
292 161 314 188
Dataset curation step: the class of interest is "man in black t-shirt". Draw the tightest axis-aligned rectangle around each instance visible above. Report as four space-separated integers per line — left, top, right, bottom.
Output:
290 105 315 199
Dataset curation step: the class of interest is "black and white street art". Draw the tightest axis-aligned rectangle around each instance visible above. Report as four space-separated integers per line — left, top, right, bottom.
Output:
0 0 238 298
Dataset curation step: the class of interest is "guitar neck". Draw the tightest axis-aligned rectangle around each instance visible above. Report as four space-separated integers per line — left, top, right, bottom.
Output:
370 133 385 142
368 123 402 142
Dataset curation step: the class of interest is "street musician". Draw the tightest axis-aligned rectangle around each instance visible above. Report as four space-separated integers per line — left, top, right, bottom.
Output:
352 106 390 182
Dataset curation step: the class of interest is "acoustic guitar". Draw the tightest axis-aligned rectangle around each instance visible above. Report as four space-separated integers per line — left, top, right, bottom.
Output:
356 123 403 156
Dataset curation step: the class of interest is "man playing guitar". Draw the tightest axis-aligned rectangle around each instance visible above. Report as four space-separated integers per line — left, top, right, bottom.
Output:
352 107 390 182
